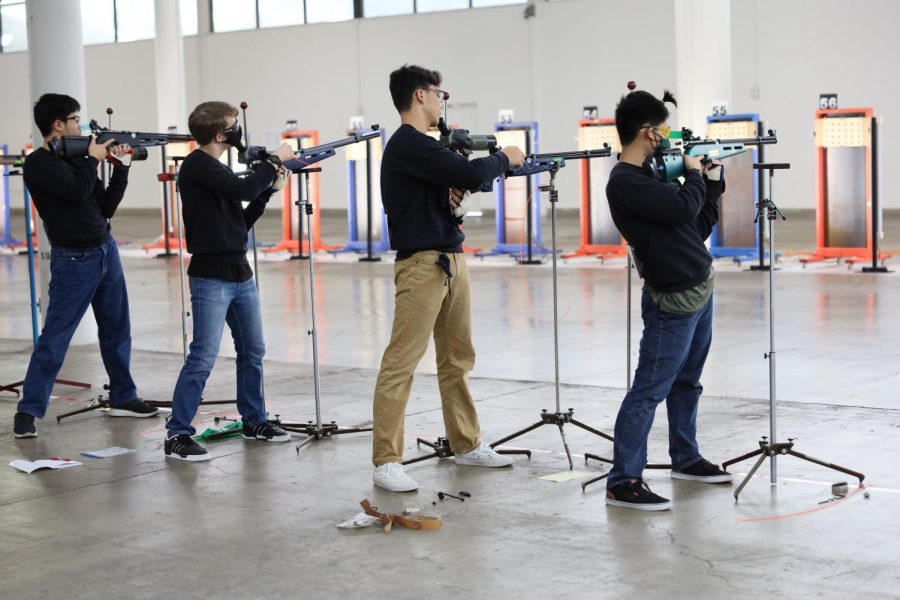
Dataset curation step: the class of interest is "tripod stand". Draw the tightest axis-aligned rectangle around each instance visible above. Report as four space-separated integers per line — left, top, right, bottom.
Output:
487 162 616 471
723 163 865 501
271 167 372 451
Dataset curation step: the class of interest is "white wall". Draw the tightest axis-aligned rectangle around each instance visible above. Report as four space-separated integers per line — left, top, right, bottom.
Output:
731 0 899 209
2 0 897 211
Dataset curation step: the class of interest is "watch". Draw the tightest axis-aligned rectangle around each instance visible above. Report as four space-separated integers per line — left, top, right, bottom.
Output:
267 154 282 168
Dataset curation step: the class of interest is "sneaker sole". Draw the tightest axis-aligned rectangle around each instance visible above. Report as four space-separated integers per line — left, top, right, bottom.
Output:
108 408 160 418
165 452 211 462
605 498 672 511
671 472 733 483
14 431 38 439
242 433 291 443
454 458 514 468
373 480 419 493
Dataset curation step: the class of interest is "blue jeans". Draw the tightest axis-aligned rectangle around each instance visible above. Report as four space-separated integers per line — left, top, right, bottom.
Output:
607 289 714 489
18 236 137 419
166 276 267 437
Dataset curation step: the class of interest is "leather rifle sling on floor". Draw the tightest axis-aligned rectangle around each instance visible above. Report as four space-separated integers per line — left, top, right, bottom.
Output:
360 499 442 533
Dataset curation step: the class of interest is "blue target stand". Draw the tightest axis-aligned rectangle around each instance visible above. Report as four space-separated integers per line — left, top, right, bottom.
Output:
705 113 767 262
480 121 550 264
1 144 22 248
339 127 390 260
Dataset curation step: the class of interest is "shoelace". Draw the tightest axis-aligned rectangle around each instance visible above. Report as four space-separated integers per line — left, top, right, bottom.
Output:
383 463 406 477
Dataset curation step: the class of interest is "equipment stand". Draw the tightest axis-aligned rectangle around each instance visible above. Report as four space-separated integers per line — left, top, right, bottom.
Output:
723 163 865 501
1 171 91 397
155 144 177 258
358 138 381 263
486 163 614 470
862 117 890 273
272 168 372 451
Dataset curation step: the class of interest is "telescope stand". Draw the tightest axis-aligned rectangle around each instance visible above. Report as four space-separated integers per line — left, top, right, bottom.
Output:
723 163 864 501
269 168 372 451
487 163 615 471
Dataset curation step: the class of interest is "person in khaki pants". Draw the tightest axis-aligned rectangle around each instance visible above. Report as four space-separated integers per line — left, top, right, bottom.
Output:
372 65 526 492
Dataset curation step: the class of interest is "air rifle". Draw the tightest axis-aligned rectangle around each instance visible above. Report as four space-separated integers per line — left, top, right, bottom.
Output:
653 127 777 182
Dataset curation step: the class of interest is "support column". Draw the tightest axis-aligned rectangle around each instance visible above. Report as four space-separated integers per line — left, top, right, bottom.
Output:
674 0 732 132
154 0 188 132
26 0 97 344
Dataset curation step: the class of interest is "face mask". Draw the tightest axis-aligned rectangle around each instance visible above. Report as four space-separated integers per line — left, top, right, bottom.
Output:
652 130 670 153
223 124 245 151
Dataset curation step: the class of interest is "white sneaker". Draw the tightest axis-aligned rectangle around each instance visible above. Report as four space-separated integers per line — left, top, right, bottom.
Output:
373 462 419 492
454 443 514 468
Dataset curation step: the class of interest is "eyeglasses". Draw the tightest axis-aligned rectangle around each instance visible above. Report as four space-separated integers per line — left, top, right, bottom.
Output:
422 88 448 101
643 124 670 138
65 115 81 124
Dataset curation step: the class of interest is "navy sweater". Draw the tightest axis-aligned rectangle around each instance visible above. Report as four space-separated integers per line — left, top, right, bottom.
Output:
380 124 510 257
606 161 725 293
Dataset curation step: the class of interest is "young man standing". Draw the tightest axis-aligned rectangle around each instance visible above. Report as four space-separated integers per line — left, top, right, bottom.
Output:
14 93 158 438
163 101 294 461
604 90 731 511
371 65 527 492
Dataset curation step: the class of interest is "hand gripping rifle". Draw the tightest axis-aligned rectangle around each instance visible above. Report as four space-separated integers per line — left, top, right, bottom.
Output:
653 126 778 182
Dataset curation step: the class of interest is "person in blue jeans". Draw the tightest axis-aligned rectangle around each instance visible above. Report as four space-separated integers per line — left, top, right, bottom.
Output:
604 89 731 511
163 101 295 462
13 93 158 439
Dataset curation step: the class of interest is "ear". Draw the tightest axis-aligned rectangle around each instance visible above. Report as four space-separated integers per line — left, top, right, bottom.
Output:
413 89 425 105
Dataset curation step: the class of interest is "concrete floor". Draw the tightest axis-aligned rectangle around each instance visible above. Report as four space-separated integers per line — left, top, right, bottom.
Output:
2 210 900 599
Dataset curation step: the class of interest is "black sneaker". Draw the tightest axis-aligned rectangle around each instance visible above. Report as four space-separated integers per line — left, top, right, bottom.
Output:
242 421 291 443
606 479 672 511
108 398 160 418
164 434 210 462
671 458 733 483
13 412 37 438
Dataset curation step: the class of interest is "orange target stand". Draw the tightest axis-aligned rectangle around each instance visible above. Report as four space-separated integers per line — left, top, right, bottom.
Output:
801 108 890 269
265 128 338 257
562 118 625 260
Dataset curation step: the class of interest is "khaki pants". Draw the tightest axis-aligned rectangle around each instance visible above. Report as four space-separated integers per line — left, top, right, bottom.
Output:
372 251 481 465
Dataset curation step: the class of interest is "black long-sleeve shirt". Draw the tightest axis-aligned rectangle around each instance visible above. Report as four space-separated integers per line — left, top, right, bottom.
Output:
606 161 725 293
380 124 510 257
23 147 128 248
178 149 277 281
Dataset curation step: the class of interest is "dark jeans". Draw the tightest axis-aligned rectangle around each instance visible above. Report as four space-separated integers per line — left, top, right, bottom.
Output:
166 276 267 437
18 236 137 419
607 289 713 489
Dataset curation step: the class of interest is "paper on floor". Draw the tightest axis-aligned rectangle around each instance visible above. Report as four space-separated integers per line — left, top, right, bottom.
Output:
79 447 136 459
9 459 83 474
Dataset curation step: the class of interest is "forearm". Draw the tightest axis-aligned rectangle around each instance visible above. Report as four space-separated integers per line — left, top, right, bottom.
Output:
243 192 270 229
96 167 130 218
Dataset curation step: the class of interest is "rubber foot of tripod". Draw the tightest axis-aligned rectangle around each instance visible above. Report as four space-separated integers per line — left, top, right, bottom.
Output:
517 259 543 265
358 257 382 262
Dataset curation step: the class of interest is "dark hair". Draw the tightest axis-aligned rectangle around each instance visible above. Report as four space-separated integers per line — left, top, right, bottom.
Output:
33 93 81 137
389 64 442 112
188 101 238 145
614 90 677 145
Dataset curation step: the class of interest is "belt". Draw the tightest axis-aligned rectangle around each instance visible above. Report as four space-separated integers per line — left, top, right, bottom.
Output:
360 499 442 533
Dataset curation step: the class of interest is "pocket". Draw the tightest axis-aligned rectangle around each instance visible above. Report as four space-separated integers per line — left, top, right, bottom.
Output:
52 248 87 262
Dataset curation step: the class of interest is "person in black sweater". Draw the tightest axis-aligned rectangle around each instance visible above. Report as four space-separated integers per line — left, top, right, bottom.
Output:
603 89 731 511
163 101 294 462
13 93 158 439
371 65 526 492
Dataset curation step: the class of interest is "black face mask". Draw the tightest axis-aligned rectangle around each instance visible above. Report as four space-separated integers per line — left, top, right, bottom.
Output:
223 124 245 151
